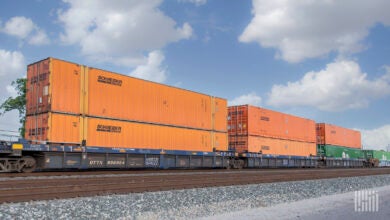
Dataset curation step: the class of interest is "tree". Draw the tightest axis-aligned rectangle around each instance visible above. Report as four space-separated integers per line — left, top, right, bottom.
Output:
0 78 27 137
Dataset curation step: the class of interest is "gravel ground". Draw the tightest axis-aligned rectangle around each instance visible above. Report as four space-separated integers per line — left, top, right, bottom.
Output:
0 174 390 220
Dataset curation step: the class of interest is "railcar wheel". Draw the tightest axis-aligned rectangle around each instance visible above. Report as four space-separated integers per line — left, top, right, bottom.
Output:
20 156 36 173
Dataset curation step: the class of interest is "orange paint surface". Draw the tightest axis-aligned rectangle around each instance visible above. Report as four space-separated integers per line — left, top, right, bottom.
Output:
316 123 361 149
229 135 317 156
25 113 80 144
25 113 228 152
228 105 316 142
87 68 226 131
26 58 227 132
26 58 82 115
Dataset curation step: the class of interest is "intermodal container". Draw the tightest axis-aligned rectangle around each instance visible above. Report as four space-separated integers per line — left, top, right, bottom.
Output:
26 58 82 115
87 67 226 131
26 58 227 132
229 135 316 156
317 145 364 159
316 123 361 149
25 112 228 152
228 105 316 142
363 150 390 161
25 113 81 144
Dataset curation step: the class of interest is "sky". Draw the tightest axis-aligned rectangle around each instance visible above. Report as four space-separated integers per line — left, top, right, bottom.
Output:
0 0 389 150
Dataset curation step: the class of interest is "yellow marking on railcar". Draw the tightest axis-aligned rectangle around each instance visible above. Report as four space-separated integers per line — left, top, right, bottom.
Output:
12 144 23 150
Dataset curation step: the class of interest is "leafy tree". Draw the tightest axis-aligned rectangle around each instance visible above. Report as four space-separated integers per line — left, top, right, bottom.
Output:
0 78 27 137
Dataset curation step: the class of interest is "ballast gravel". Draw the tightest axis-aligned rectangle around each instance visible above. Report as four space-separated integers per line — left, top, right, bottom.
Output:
0 174 390 220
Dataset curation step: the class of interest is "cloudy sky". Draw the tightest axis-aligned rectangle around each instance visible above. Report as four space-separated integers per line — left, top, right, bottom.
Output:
0 0 389 150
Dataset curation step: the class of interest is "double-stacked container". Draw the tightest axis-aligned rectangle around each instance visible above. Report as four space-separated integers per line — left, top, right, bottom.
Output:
228 105 316 156
25 58 228 152
316 123 361 149
316 123 362 159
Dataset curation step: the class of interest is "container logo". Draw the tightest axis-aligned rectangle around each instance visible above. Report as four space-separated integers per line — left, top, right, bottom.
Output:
354 190 379 212
228 111 243 116
96 124 122 133
97 75 122 86
260 116 270 121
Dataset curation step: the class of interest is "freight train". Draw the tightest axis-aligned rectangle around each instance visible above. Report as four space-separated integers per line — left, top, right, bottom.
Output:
0 57 389 173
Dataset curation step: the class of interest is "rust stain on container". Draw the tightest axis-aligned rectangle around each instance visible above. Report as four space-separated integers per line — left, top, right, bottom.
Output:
26 58 82 115
316 123 361 149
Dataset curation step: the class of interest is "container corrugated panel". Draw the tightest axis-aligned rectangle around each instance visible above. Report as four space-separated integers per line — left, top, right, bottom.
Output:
213 97 227 132
26 58 82 115
371 150 390 161
214 131 228 151
316 123 361 149
229 135 316 156
25 113 81 144
228 105 316 142
320 145 364 159
26 58 227 132
87 68 226 131
85 116 220 151
25 112 228 152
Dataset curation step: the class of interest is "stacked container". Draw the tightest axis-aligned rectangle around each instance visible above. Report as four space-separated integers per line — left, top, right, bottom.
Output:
316 123 361 149
316 123 362 159
228 105 316 156
25 58 228 152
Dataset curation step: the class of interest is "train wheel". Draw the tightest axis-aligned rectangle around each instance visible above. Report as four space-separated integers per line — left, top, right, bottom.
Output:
20 156 36 173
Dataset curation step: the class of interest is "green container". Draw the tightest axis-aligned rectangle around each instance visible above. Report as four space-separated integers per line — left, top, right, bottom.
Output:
363 150 390 161
317 145 364 159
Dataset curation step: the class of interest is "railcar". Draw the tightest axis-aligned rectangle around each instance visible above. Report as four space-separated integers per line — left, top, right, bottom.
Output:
0 139 376 173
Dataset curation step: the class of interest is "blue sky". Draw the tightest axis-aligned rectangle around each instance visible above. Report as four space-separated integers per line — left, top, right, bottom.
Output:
0 0 389 150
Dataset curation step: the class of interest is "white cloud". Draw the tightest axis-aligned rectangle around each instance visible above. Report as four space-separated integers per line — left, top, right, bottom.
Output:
0 50 25 135
267 60 390 111
229 92 262 106
2 16 35 39
240 0 390 63
0 50 25 77
58 0 193 67
1 16 50 45
360 125 390 150
28 29 50 45
179 0 207 6
130 50 167 83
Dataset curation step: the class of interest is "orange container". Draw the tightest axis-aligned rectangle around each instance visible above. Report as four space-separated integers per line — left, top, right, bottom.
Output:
213 97 227 132
228 105 316 142
26 58 82 115
26 57 227 132
25 112 228 152
25 113 81 144
229 135 316 156
316 123 361 149
86 68 226 131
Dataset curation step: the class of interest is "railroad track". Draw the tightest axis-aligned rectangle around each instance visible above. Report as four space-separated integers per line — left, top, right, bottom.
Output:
1 168 390 204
